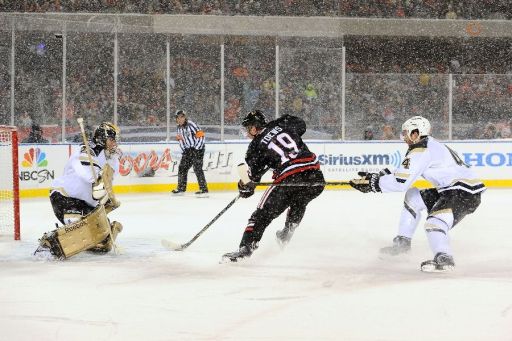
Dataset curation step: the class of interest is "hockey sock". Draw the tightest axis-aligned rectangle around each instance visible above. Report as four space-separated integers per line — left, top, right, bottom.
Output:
397 188 427 238
424 210 454 256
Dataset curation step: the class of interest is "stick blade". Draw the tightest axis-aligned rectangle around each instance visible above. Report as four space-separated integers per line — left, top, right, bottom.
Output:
161 239 184 251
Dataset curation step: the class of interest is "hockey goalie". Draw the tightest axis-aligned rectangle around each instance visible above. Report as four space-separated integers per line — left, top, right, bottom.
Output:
35 122 123 260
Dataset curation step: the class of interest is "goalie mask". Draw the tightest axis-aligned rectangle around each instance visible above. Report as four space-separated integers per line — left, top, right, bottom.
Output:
401 116 431 142
93 122 120 150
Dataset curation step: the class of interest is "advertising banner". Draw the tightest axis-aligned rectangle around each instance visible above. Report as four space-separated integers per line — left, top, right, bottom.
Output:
18 140 512 197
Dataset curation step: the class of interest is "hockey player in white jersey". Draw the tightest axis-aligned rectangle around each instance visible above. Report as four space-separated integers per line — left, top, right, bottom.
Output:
35 122 123 259
350 116 485 272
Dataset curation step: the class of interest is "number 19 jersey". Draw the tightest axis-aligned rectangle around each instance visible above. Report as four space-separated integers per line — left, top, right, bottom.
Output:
245 115 320 183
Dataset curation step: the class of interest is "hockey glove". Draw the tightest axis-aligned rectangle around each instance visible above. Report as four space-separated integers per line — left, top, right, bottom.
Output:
349 170 388 193
92 179 109 204
106 146 123 160
238 180 255 198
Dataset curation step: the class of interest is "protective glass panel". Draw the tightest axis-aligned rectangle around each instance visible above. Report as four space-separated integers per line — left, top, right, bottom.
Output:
224 36 274 139
0 31 10 126
15 31 62 142
170 35 221 140
345 73 449 140
67 32 114 142
452 74 512 139
118 33 166 142
279 37 343 140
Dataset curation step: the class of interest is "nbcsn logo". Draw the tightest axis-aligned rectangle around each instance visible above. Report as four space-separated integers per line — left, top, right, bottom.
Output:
22 148 48 168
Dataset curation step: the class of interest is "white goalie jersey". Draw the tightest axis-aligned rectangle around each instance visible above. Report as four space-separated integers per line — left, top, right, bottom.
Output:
51 144 120 207
379 137 485 194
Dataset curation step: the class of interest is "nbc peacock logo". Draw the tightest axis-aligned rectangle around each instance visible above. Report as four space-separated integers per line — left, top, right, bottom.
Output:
22 147 48 168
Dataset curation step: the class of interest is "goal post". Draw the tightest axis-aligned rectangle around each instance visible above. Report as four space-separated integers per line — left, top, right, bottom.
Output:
0 126 20 240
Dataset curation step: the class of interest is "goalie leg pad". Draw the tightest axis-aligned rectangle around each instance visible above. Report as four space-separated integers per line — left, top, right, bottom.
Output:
88 221 123 253
53 205 111 259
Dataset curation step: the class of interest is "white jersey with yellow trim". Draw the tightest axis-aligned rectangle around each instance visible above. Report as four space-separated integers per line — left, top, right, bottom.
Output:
379 137 485 194
51 143 120 207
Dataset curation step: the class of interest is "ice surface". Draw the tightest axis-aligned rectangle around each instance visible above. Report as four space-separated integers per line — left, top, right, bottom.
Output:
1 189 512 340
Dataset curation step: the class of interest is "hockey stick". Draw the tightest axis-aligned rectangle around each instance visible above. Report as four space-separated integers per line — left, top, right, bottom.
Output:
254 181 350 187
77 117 122 255
162 194 241 251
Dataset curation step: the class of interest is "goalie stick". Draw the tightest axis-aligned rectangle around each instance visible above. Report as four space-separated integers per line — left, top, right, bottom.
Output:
77 117 122 255
162 194 241 251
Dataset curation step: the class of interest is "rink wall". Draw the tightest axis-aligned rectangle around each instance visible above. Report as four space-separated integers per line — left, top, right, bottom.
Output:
17 140 512 198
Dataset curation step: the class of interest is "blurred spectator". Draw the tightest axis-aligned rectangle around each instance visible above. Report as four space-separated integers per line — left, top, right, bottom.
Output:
22 124 49 143
72 124 93 143
19 111 33 127
0 0 510 19
480 123 498 139
381 124 397 140
304 83 318 102
363 126 374 140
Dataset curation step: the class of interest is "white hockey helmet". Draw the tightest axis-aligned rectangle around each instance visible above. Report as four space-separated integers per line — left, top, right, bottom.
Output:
401 116 431 141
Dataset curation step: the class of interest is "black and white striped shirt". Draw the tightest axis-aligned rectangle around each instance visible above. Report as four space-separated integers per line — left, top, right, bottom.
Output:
176 119 205 151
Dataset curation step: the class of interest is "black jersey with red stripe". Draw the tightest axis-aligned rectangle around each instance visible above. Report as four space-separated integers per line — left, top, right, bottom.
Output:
245 114 320 183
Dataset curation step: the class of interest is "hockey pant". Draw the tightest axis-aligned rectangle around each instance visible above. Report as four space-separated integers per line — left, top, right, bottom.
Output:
177 148 208 192
50 191 95 225
240 170 325 248
397 187 482 255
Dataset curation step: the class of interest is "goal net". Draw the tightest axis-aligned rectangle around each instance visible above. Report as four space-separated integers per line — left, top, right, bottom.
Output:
0 126 20 240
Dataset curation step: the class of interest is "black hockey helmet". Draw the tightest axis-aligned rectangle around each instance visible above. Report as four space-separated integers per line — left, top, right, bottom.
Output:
175 110 186 118
242 110 267 129
93 122 120 147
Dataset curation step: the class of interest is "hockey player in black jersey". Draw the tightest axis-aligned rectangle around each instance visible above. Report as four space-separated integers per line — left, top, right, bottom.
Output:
222 110 325 262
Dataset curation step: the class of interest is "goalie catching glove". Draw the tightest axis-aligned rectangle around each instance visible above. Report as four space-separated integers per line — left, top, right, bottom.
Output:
92 177 109 204
350 169 390 193
238 180 255 198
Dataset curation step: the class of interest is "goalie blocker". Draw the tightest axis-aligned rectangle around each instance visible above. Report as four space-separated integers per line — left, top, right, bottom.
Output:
37 205 122 259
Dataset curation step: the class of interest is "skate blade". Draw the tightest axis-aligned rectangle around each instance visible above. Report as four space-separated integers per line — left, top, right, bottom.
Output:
379 247 410 256
219 256 237 264
33 247 58 261
171 192 185 196
420 264 454 273
195 193 209 198
220 253 248 263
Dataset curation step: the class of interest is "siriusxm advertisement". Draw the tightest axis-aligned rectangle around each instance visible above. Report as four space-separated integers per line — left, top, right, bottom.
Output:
17 140 512 192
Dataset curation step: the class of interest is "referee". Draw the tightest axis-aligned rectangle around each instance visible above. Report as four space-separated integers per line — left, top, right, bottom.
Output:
172 110 209 197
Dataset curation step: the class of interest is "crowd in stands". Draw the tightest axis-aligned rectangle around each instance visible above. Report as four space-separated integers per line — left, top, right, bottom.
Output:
0 16 510 141
1 0 511 20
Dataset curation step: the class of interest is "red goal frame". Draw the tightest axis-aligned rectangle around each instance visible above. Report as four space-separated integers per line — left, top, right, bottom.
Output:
0 126 20 240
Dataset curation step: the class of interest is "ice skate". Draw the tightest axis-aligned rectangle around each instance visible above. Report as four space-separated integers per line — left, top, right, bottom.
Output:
195 189 209 198
33 244 57 261
420 252 455 273
221 242 258 263
276 222 298 248
171 189 185 196
380 236 411 255
33 235 59 261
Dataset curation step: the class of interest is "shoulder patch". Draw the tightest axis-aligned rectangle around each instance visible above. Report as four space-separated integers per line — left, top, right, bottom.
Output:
408 147 426 154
